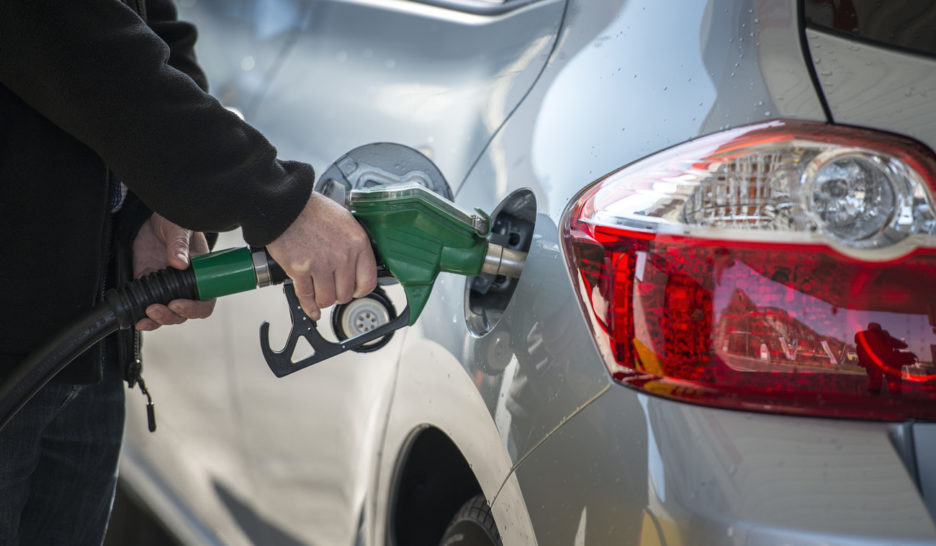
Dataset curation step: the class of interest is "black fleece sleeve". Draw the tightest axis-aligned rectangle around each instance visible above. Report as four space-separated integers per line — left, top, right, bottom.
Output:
113 0 214 253
0 0 311 246
145 0 209 92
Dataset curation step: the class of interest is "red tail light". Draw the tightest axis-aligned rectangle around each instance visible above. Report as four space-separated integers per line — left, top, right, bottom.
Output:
562 121 936 420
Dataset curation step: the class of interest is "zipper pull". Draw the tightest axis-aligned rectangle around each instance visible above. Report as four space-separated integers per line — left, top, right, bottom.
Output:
137 376 157 433
125 354 156 432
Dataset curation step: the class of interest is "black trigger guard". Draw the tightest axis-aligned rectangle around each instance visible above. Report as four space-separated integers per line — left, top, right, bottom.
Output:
260 282 410 378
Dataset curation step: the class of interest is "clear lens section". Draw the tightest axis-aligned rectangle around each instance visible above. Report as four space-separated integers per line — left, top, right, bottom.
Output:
683 151 795 229
593 121 936 256
809 153 895 241
563 121 936 420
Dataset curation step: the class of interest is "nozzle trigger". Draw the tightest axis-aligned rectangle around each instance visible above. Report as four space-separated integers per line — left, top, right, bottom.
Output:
260 282 409 377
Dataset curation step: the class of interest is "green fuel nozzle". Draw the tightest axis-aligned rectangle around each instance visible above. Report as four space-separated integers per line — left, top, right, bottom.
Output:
263 182 525 376
169 182 525 377
350 183 491 324
183 182 521 311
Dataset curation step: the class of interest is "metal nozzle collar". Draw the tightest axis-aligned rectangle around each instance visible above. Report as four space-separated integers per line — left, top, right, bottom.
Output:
252 250 273 288
481 243 526 279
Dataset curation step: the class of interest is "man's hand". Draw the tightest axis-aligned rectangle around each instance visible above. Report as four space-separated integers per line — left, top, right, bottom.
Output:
266 192 377 320
132 213 216 331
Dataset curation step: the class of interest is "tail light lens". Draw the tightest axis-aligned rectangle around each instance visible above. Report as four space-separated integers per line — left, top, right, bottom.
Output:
562 121 936 420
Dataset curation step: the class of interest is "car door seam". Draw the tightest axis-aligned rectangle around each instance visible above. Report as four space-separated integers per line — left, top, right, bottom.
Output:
492 383 610 501
454 0 571 196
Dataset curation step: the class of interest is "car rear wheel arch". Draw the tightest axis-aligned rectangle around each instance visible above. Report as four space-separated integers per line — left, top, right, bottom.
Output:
389 426 486 546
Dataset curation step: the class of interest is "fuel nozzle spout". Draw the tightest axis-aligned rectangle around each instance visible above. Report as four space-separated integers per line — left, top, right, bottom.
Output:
481 243 526 279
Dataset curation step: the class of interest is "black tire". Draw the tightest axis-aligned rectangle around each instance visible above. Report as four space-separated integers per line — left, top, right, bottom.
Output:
439 494 502 546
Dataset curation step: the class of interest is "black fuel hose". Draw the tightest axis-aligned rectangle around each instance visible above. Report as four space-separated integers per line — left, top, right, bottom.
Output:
0 267 197 431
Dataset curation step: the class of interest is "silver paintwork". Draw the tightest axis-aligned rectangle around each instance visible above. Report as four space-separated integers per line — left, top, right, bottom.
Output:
118 0 936 544
512 391 936 544
916 423 936 521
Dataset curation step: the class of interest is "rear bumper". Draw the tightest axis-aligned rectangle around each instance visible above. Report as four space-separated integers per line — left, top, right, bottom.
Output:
505 386 936 544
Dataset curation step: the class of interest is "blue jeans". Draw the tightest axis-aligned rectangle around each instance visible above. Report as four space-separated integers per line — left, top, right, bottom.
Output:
0 361 125 545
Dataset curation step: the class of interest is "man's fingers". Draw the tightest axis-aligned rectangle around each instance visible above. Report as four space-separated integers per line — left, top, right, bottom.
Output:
135 318 160 332
134 299 216 331
143 304 186 327
190 232 210 257
334 257 357 305
353 246 378 299
168 298 216 320
153 214 193 269
292 276 321 321
312 266 337 311
166 228 192 269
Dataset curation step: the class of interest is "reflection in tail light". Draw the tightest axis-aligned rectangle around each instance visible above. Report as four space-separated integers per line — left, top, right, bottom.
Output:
561 121 936 420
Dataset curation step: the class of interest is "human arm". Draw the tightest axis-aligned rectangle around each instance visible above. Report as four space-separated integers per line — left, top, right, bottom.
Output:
0 0 302 244
0 0 375 315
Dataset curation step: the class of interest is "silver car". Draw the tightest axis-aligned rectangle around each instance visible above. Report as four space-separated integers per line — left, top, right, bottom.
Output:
109 0 936 544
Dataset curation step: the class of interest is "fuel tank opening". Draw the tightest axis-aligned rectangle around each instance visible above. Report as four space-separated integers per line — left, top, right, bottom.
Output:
466 189 536 336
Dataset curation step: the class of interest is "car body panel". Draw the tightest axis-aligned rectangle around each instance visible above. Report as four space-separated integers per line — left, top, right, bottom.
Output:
368 334 539 545
247 0 566 183
508 390 936 545
915 422 936 521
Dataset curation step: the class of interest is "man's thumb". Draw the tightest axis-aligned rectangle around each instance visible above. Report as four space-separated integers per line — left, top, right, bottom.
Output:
167 228 192 269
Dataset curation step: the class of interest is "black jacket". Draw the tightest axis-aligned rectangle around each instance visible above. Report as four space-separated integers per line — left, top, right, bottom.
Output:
0 0 313 383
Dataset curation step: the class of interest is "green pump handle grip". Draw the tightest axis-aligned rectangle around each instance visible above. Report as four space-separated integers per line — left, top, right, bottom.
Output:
349 183 492 324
